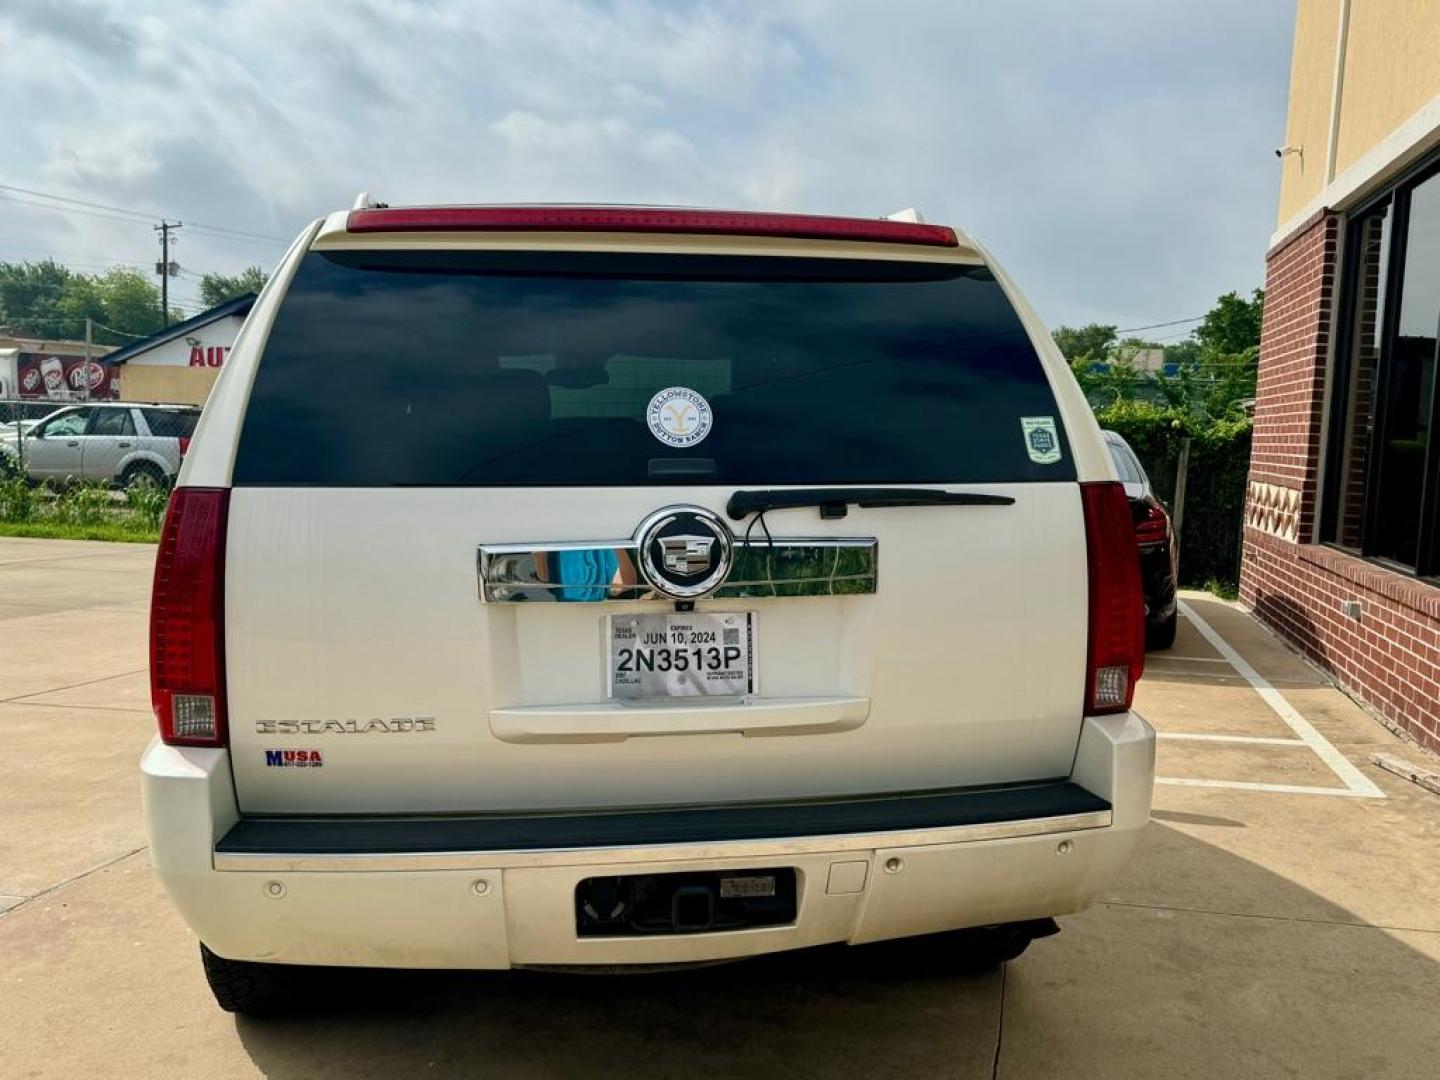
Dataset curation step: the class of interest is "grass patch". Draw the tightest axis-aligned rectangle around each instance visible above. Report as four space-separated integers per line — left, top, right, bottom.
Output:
0 477 163 543
0 519 158 543
1202 577 1239 601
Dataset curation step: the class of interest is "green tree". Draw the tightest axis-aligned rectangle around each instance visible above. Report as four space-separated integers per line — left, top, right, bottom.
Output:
0 260 77 337
55 274 107 339
1162 338 1200 368
1052 323 1118 362
1195 289 1264 355
0 261 187 345
199 266 268 307
94 267 166 342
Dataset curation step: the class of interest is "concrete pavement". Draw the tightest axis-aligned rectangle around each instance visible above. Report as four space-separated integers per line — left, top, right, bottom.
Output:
1 536 1437 1078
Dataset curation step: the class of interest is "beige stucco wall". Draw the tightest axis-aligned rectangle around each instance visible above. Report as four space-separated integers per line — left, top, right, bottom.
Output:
1333 0 1440 175
1278 0 1343 224
118 365 219 406
1278 0 1440 226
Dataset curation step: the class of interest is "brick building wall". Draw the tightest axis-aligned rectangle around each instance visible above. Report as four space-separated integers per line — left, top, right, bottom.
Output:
1240 212 1440 752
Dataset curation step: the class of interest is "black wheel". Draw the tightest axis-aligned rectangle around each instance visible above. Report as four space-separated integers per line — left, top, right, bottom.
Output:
940 919 1057 970
121 460 168 490
1147 609 1178 651
199 943 300 1016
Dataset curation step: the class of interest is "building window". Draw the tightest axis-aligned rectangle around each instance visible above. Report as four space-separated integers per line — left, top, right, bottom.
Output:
1323 155 1440 580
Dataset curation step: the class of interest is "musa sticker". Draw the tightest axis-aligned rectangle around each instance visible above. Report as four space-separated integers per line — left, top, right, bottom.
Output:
647 386 713 448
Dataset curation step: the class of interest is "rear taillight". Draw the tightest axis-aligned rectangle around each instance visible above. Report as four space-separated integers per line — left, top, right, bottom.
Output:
150 487 229 746
1134 502 1169 547
346 206 959 247
1081 482 1145 715
178 436 191 457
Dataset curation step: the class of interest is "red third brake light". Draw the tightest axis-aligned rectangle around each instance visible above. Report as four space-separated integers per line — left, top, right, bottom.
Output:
346 206 960 248
1081 482 1146 715
150 488 229 747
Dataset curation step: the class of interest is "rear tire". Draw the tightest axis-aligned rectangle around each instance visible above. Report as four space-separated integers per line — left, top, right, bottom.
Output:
121 461 168 490
199 943 299 1016
1147 609 1178 651
942 919 1056 970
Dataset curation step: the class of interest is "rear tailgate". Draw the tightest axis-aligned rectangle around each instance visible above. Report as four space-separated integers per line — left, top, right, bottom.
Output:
220 240 1095 814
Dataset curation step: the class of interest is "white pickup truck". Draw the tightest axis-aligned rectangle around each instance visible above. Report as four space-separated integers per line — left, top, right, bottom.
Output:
141 202 1154 1014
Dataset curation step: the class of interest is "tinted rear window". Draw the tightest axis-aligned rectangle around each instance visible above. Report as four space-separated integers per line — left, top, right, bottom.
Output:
1106 440 1143 484
234 251 1073 486
142 409 198 438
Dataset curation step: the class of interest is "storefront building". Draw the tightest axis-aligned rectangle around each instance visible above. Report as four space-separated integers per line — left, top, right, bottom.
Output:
1244 0 1440 750
108 294 255 405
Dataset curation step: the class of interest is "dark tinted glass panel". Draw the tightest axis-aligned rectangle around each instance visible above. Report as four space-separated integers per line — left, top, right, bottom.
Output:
142 409 199 438
1329 205 1391 550
1106 440 1141 484
235 251 1072 487
1372 173 1440 567
88 408 135 437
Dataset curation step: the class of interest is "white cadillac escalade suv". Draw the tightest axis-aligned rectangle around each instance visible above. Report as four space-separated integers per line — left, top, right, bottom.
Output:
141 202 1155 1014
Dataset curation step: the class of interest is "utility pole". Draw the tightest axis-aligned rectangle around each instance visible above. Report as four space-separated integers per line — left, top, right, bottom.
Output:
84 317 93 401
154 220 181 329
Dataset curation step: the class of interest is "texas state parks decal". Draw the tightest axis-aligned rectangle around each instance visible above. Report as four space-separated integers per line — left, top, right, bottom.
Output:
1020 416 1063 464
646 386 713 448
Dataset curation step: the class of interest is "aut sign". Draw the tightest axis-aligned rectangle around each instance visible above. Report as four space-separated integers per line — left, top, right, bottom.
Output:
189 342 230 368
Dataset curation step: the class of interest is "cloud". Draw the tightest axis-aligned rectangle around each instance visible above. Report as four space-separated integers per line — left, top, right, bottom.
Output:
0 0 1292 326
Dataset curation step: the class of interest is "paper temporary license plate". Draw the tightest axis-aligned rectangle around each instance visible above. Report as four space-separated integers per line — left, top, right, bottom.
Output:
605 612 756 700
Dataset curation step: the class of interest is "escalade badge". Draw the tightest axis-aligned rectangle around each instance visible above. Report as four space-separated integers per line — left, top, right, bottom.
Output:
636 506 733 599
255 717 436 735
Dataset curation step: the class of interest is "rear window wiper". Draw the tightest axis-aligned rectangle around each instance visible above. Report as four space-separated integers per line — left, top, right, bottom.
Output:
726 487 1015 520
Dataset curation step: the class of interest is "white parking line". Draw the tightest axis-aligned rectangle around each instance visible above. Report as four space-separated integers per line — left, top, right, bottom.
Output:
1159 601 1386 799
1158 732 1307 747
1155 777 1375 797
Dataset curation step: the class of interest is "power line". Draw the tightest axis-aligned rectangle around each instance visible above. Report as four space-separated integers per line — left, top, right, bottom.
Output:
0 243 145 266
1114 315 1204 334
90 321 151 338
0 191 158 229
0 183 155 222
0 182 290 246
0 256 144 276
186 222 288 245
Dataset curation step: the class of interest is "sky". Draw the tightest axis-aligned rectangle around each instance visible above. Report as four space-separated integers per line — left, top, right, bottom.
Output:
0 0 1295 333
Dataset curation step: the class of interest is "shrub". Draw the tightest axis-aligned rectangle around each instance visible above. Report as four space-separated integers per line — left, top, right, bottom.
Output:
53 479 113 526
0 475 36 522
124 480 171 531
1093 399 1251 590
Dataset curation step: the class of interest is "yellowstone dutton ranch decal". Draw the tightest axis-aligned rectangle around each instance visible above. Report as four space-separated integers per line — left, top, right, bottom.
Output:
646 386 713 448
1020 416 1062 465
264 749 324 768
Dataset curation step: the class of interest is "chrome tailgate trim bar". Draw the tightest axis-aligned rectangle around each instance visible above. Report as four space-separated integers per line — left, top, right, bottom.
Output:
478 537 877 602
